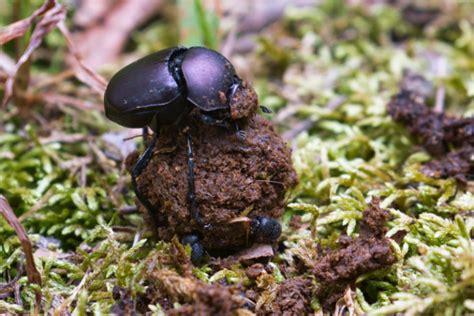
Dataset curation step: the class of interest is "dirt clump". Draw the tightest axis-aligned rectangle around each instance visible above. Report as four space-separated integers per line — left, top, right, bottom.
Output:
229 80 259 120
421 146 473 180
266 277 313 316
144 266 245 315
167 283 245 316
312 198 396 311
245 263 266 279
128 110 297 252
388 76 474 182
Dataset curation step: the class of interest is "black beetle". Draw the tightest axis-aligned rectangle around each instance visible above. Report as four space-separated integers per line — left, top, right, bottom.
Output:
104 46 279 263
105 46 266 132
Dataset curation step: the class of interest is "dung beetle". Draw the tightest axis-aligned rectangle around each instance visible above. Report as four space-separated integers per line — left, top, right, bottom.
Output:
104 46 278 263
105 46 269 132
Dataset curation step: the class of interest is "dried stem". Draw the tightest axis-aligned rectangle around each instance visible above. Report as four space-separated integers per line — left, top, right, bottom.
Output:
0 195 42 310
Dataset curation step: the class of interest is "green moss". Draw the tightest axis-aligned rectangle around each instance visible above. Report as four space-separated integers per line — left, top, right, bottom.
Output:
1 0 473 314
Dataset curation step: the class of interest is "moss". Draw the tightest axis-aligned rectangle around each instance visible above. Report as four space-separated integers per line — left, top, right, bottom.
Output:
1 0 474 314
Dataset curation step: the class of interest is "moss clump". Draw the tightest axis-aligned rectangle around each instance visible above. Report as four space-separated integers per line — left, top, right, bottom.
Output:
1 0 473 315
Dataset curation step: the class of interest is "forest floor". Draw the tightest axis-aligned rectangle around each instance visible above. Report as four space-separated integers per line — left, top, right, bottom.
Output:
0 0 473 315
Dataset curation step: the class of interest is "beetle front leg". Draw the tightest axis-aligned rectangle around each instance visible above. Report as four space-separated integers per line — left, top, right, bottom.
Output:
182 234 204 264
142 126 150 146
132 133 159 236
198 113 246 140
199 113 231 129
186 134 205 228
250 216 282 244
234 121 246 140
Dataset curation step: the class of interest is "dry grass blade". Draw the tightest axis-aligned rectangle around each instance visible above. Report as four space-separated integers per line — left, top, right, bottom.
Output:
0 195 42 309
72 0 163 68
57 22 107 95
0 0 55 45
52 270 90 316
39 91 103 111
2 1 66 107
1 0 107 108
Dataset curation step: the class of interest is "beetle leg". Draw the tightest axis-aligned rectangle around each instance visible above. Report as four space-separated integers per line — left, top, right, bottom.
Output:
182 234 204 264
142 127 150 145
198 112 246 140
199 113 231 129
234 122 247 140
132 134 160 236
250 216 282 244
186 134 205 228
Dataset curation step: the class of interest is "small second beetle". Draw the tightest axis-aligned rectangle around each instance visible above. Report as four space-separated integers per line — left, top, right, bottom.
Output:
104 46 277 262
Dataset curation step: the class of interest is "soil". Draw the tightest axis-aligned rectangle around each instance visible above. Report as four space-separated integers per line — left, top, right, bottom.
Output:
245 263 266 279
265 277 313 316
167 284 245 316
127 110 297 251
388 80 474 182
422 146 473 181
144 265 245 315
312 198 397 311
116 198 396 315
229 80 259 120
110 286 150 315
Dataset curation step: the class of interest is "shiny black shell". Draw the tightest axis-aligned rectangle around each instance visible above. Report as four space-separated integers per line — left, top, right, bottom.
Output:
104 47 188 128
104 46 238 129
182 47 236 111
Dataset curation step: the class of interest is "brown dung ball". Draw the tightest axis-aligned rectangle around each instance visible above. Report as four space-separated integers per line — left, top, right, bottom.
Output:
127 107 297 252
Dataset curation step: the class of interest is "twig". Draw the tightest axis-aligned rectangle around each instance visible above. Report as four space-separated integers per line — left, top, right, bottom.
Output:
0 52 16 75
334 287 355 316
57 22 107 95
1 0 66 107
88 140 116 172
70 0 163 68
220 27 237 57
39 131 91 145
0 262 23 298
32 69 74 89
0 0 55 45
123 133 144 142
53 270 90 316
0 195 42 310
112 226 137 233
434 85 445 113
327 95 347 111
14 282 22 307
282 118 313 141
39 92 103 111
118 205 139 214
1 0 107 109
19 189 54 222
